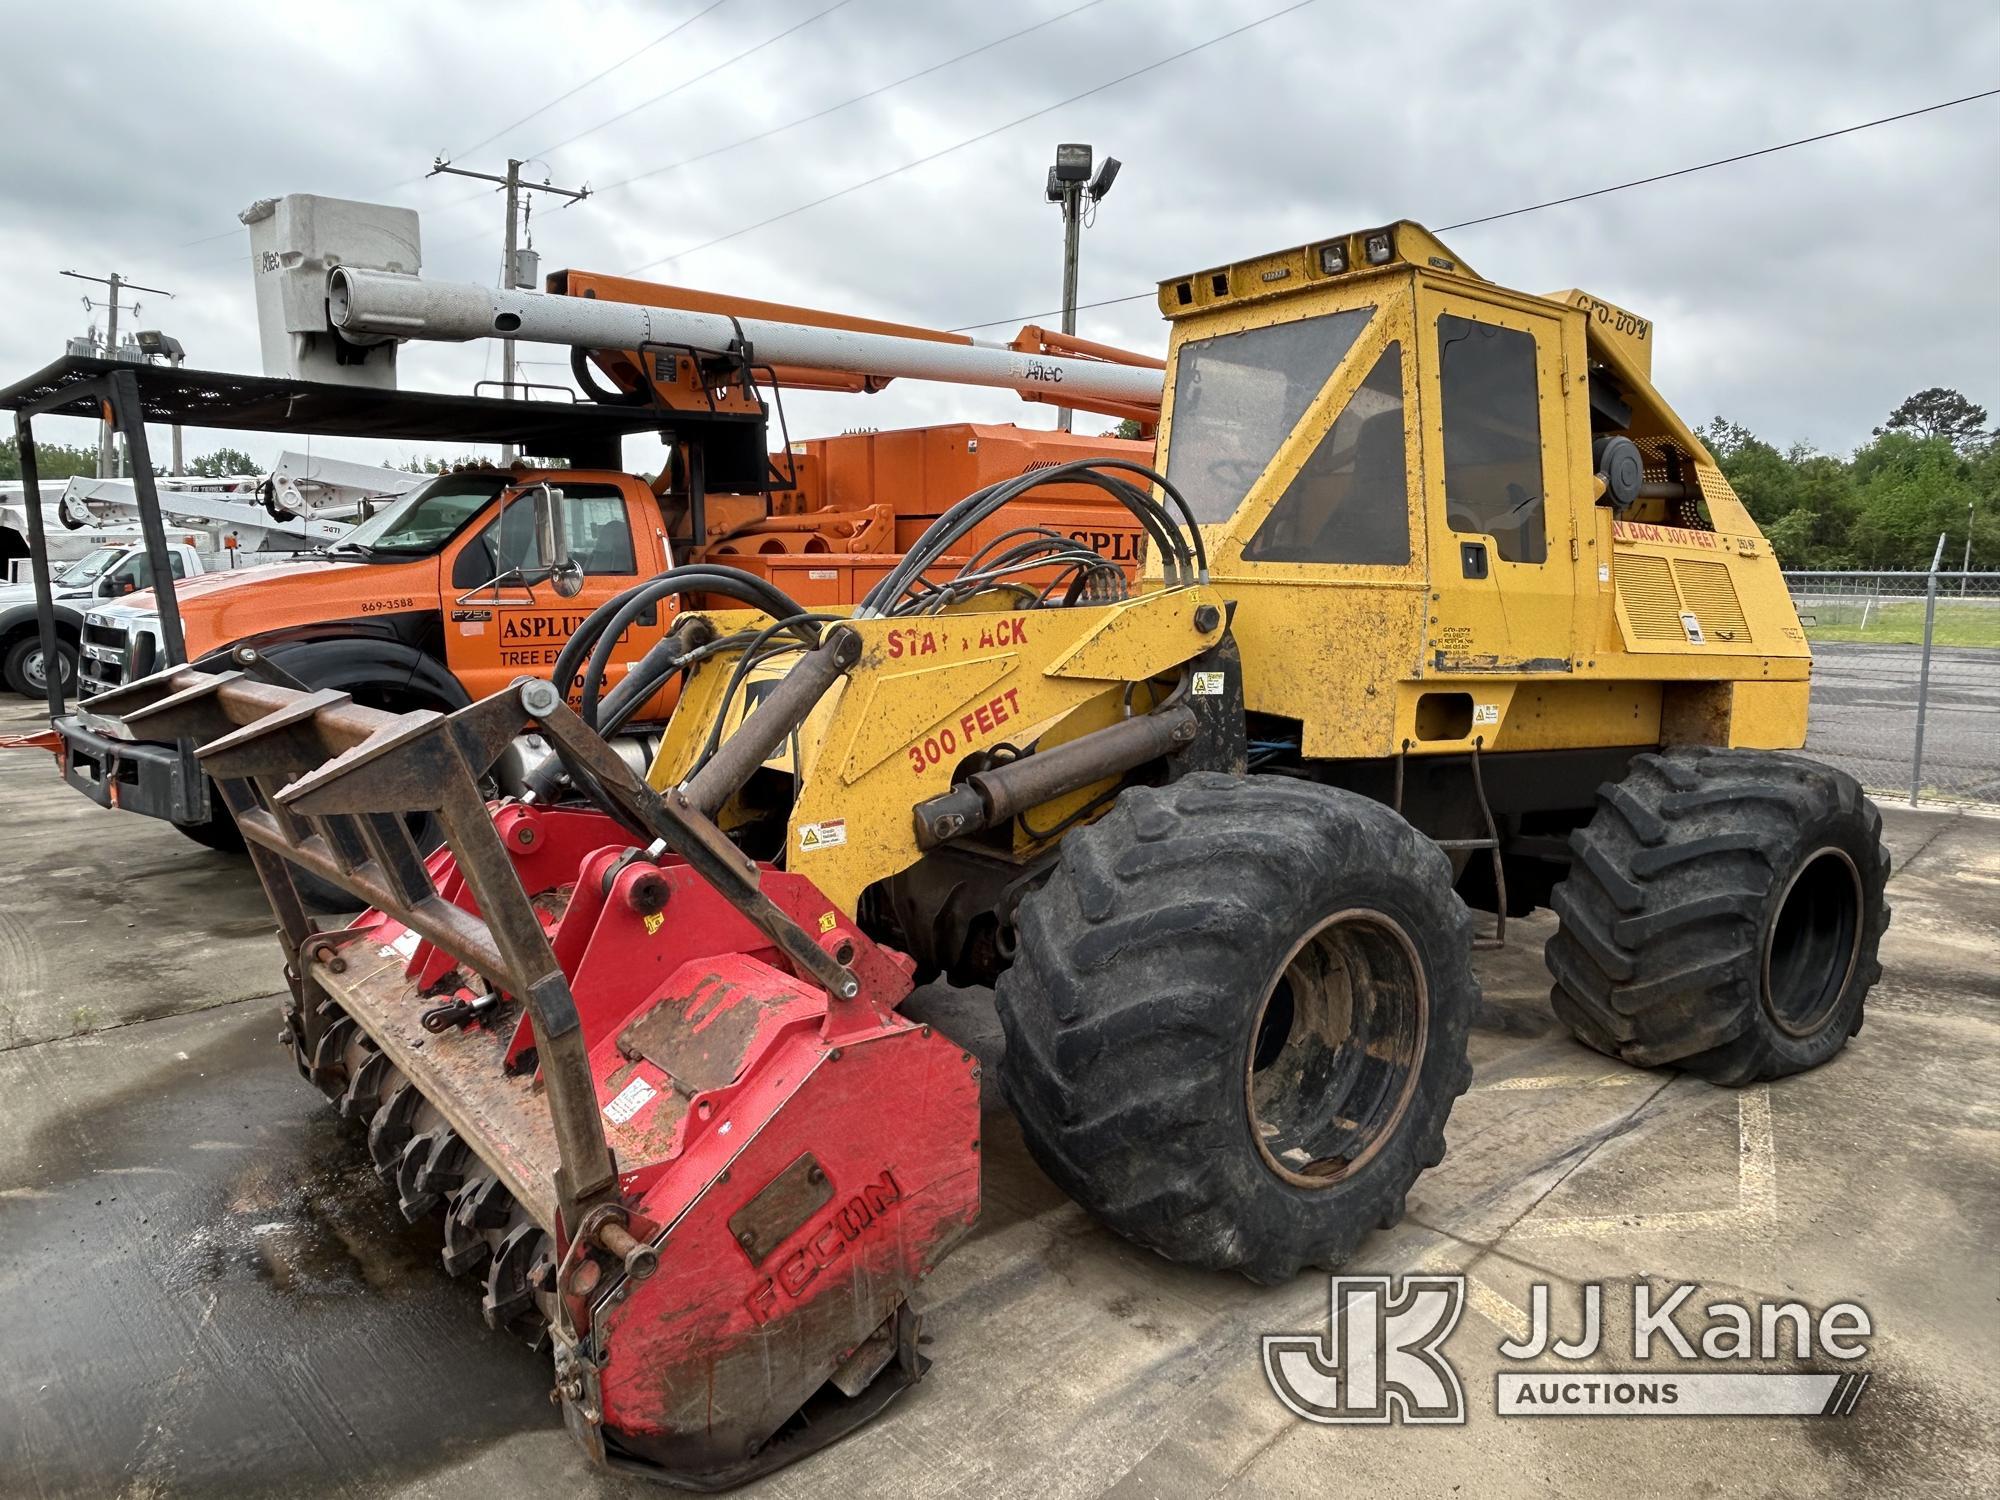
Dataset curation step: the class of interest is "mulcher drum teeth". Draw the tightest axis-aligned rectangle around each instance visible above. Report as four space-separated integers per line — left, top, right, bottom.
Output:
315 1003 558 1344
86 666 983 1484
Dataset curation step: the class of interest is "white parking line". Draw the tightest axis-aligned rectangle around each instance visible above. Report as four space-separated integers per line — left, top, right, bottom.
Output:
1508 1087 1778 1238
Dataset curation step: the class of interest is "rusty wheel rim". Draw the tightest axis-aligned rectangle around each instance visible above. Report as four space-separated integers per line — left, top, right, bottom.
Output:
1761 846 1864 1039
1245 908 1429 1189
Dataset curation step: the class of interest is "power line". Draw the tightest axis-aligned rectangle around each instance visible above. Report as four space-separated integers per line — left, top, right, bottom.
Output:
533 0 861 161
174 3 738 248
447 0 734 163
597 0 1113 195
627 0 1321 274
1438 84 2000 232
945 84 2000 331
422 4 1114 245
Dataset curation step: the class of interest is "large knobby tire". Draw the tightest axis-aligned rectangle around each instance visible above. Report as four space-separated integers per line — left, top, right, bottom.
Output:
173 805 246 853
1545 748 1889 1086
994 772 1478 1284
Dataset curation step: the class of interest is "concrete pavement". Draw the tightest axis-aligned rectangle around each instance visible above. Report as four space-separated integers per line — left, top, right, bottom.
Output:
1 696 1995 1498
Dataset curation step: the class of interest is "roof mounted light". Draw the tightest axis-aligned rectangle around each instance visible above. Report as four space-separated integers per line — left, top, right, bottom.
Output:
1317 242 1348 275
1053 143 1093 184
1364 230 1394 265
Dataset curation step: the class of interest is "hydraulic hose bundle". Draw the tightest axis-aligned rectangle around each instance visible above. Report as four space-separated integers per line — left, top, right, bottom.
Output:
531 460 1202 815
858 457 1206 619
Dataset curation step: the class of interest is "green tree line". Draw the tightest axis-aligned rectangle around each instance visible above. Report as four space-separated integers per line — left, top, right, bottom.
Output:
1704 388 1997 572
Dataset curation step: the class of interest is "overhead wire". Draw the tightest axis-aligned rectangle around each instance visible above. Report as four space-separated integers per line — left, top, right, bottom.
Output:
445 0 735 164
625 0 1322 274
531 0 863 162
595 0 1113 195
942 84 2000 331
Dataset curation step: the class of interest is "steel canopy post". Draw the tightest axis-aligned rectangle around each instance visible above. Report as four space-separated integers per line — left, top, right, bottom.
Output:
13 413 66 717
103 367 188 665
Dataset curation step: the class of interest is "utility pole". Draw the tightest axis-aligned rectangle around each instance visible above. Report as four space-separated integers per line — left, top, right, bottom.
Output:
429 157 589 457
1043 146 1122 432
61 269 172 476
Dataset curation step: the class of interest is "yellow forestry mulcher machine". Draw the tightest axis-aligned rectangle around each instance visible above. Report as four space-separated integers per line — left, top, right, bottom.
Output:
74 222 1887 1484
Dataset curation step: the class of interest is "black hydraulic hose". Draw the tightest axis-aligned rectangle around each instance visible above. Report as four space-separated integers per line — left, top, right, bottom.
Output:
550 562 808 700
686 613 844 779
591 615 711 734
550 564 810 728
578 569 818 729
570 347 651 407
860 458 1202 616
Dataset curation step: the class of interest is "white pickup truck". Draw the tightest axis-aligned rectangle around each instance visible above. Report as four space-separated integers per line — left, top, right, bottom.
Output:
0 539 241 696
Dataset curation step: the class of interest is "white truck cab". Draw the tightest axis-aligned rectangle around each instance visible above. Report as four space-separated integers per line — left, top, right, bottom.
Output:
0 538 207 696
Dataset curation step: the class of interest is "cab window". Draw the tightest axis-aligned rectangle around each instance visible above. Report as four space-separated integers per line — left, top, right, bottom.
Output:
452 484 637 589
1165 308 1374 524
106 550 187 593
345 472 507 553
1242 343 1408 565
1437 314 1547 564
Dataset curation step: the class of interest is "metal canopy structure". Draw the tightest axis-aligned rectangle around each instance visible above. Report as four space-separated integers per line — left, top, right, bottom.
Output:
0 355 769 757
0 354 752 465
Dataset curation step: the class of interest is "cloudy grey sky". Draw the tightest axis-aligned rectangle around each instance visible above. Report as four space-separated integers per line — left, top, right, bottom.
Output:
3 0 1996 473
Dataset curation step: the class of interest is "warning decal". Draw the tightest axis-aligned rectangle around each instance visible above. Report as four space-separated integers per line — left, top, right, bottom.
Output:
603 1076 659 1125
798 818 848 852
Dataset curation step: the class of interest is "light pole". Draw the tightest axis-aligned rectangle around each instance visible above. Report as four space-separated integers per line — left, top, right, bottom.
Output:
1045 144 1121 432
60 269 172 475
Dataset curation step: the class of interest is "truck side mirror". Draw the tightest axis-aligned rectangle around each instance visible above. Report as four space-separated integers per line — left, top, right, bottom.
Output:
531 484 585 598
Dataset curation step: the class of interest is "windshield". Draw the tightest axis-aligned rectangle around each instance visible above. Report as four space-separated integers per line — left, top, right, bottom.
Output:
56 546 123 586
1164 308 1375 524
332 472 508 557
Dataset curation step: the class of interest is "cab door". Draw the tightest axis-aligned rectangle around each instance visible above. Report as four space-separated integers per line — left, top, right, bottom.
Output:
441 477 668 703
1415 285 1579 673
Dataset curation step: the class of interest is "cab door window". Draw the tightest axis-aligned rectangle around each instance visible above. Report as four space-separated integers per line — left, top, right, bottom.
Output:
1242 342 1408 565
452 484 637 589
1165 308 1375 524
1437 314 1547 564
105 550 187 594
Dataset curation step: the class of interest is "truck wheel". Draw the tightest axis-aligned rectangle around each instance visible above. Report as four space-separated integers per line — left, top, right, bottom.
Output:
1545 749 1889 1085
174 806 245 853
993 772 1478 1283
4 635 77 698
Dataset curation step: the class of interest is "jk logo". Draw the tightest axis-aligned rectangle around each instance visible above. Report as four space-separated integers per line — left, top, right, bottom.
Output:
1263 1274 1468 1424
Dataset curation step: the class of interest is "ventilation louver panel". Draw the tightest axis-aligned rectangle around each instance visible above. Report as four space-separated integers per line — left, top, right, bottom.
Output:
1616 553 1685 642
1673 558 1751 644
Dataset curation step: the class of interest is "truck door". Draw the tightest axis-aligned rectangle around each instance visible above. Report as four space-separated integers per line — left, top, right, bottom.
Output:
102 546 189 598
1415 287 1579 673
441 478 668 703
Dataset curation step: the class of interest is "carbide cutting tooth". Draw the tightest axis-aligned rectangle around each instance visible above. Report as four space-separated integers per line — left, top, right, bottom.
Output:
395 1135 443 1222
413 1128 469 1197
440 1173 507 1277
338 1050 397 1124
483 1221 553 1348
367 1082 423 1178
308 1014 356 1089
457 1173 513 1230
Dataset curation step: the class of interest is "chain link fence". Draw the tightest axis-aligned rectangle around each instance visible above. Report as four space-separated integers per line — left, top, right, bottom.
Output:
1787 566 2000 808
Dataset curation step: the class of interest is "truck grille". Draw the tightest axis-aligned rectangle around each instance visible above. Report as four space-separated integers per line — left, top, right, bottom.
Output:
79 613 160 700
